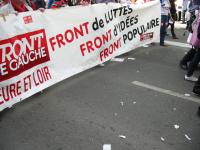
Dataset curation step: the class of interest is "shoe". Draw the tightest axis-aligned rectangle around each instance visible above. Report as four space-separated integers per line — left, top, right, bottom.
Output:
160 43 168 47
179 62 188 70
172 36 179 39
184 75 198 82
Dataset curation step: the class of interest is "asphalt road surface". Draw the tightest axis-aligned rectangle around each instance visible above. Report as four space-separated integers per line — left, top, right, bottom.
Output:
0 23 200 150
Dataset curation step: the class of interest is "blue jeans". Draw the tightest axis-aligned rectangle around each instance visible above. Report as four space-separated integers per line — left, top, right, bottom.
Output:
48 0 54 8
160 15 168 45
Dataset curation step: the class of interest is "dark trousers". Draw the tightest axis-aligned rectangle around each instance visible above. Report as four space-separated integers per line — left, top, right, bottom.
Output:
181 47 200 76
187 48 200 76
170 23 176 37
180 48 196 65
182 10 186 23
160 15 168 45
193 76 200 94
48 0 54 8
170 13 177 37
196 76 200 85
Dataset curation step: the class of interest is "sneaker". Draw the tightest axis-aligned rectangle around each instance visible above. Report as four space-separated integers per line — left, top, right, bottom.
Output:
184 75 198 82
160 43 168 47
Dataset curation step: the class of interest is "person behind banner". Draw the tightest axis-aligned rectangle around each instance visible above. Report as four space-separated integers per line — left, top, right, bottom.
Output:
50 0 67 8
169 0 178 39
0 0 3 6
182 0 189 24
0 0 37 15
120 0 131 4
47 0 54 8
0 0 14 15
0 0 8 7
67 0 91 6
14 0 37 12
50 0 91 8
0 0 46 22
135 0 144 5
92 0 119 4
32 0 46 9
160 0 171 46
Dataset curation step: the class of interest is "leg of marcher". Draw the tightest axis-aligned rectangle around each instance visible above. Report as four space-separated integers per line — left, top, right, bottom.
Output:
48 0 55 8
160 15 168 46
180 47 196 69
192 76 200 117
185 48 200 82
193 76 200 95
182 10 186 23
171 23 178 39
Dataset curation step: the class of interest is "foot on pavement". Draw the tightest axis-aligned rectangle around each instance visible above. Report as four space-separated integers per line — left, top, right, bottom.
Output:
184 75 198 82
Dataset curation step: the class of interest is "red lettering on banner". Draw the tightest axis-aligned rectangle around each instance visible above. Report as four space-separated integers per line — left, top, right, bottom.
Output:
33 72 40 86
0 29 50 82
33 66 51 87
24 75 31 92
49 37 56 51
23 15 33 24
80 29 112 56
85 41 94 54
49 22 89 51
100 38 122 61
0 66 52 105
1 81 22 102
56 34 66 48
140 32 153 41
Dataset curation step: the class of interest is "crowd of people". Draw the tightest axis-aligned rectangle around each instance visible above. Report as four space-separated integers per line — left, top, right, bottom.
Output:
160 0 200 97
160 0 179 47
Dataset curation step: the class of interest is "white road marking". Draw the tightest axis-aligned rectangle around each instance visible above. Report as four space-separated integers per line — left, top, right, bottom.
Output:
103 144 111 150
165 40 191 48
132 81 200 104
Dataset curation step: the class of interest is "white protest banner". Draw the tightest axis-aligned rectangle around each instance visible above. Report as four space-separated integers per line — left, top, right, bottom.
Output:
0 1 160 111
